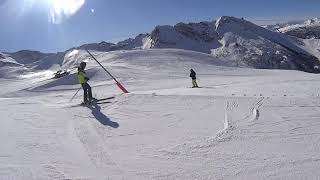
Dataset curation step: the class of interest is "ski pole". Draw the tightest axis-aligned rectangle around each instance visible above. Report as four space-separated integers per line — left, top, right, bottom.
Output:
85 49 129 93
70 86 82 102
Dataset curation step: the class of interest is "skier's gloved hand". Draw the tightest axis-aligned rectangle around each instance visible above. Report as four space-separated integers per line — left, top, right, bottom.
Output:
85 77 90 81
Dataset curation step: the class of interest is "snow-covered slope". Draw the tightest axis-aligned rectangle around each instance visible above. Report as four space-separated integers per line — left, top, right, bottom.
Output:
146 22 221 53
0 53 26 78
0 50 57 85
212 17 320 72
277 18 320 39
0 50 65 79
68 34 150 52
75 41 117 52
145 16 320 73
4 50 65 70
117 33 149 50
1 49 320 179
301 39 320 59
0 53 22 67
265 18 320 39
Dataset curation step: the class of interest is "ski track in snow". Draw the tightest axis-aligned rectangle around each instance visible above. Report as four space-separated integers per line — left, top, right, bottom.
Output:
71 111 129 179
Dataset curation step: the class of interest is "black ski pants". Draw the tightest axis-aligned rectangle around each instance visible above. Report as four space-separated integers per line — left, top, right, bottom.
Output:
81 83 92 103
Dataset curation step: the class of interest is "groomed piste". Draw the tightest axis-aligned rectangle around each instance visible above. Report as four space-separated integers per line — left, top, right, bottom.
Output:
0 49 320 179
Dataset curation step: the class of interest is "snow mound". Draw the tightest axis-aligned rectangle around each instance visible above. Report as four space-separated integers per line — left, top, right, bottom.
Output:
26 49 229 91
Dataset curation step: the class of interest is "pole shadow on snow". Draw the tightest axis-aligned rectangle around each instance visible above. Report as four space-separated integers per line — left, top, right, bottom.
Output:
87 103 119 128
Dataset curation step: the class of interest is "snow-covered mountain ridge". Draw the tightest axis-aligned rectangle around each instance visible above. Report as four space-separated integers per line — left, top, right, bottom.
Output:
148 16 320 73
267 18 320 39
1 16 320 74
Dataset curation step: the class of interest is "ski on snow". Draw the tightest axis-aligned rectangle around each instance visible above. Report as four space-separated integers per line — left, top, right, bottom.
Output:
92 96 115 102
68 96 115 108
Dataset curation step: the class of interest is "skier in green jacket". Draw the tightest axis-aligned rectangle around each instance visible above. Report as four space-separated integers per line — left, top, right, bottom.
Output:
78 62 93 104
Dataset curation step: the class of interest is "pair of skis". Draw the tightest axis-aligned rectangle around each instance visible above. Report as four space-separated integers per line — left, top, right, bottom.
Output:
91 96 115 105
70 96 115 108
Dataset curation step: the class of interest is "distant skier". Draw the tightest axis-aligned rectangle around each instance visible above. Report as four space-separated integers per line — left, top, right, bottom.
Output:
190 69 199 88
78 62 93 104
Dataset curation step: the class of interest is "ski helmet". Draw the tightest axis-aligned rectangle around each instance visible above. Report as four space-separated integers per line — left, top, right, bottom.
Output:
80 62 86 69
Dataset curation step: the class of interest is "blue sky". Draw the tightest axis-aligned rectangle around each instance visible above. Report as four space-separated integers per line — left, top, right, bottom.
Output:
1 0 320 53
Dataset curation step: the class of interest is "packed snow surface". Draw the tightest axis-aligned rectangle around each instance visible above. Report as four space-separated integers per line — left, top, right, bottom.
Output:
1 49 320 179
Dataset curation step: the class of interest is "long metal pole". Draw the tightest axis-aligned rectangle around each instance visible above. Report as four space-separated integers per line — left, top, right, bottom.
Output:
86 49 118 82
86 49 129 93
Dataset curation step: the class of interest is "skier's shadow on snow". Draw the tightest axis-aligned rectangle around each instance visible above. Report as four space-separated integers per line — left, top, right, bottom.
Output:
87 103 119 128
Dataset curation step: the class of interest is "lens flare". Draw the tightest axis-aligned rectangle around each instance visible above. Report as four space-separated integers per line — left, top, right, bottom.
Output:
49 0 85 24
19 0 85 24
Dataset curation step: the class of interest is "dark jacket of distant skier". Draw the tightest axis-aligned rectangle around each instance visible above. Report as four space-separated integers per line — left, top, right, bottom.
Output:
190 69 199 88
78 62 93 104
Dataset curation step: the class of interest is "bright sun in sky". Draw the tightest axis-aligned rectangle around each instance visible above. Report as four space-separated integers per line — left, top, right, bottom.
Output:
49 0 85 23
23 0 86 24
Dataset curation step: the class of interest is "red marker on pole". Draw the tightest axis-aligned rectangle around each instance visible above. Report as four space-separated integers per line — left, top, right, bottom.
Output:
86 49 129 93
